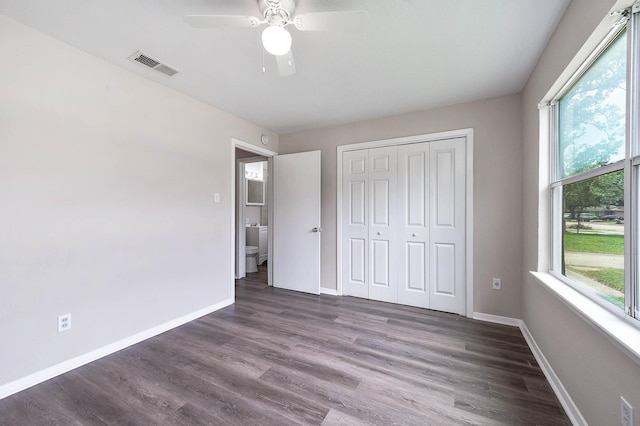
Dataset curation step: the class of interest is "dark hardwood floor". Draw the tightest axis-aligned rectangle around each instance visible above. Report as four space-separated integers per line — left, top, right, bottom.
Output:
0 266 571 425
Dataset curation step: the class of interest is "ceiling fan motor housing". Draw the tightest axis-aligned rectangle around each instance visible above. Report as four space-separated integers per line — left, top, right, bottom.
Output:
260 0 296 25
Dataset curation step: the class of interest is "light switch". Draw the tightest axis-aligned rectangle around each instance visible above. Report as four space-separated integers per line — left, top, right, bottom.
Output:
214 193 220 203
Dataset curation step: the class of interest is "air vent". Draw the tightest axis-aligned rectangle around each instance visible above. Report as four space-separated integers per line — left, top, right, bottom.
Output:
128 51 179 77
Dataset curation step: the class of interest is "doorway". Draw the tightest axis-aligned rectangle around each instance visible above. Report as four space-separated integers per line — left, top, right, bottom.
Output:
231 138 323 299
232 139 276 292
236 153 269 283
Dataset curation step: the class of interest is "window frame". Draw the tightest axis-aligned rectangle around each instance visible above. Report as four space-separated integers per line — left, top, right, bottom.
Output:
547 10 639 322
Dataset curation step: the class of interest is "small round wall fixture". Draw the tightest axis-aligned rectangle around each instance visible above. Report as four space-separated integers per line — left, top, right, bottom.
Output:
261 134 270 145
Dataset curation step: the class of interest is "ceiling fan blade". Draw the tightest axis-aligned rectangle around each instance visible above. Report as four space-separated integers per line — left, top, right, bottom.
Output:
293 10 369 33
276 52 296 77
184 14 260 28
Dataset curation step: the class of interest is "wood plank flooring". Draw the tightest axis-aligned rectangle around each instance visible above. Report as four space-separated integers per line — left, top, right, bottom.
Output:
0 267 571 425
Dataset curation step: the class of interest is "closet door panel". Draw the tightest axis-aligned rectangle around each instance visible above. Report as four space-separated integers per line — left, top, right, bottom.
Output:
371 240 390 287
397 143 429 308
406 242 426 291
429 138 466 314
342 151 369 298
433 243 456 295
348 238 366 284
371 180 390 225
368 146 397 303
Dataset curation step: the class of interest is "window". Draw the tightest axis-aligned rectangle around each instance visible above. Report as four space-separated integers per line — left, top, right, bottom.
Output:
549 9 639 321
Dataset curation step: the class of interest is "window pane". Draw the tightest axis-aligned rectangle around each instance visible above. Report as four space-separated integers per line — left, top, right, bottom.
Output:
558 32 627 179
562 171 624 310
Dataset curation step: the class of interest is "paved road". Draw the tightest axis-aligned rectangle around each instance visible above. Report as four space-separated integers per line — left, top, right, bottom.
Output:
565 251 623 268
566 221 624 235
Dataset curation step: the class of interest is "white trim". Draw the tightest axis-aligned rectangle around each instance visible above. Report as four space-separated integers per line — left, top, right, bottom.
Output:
336 147 344 296
320 287 339 296
532 271 640 366
539 104 552 272
465 130 474 318
520 321 587 426
236 159 246 279
267 156 274 287
232 138 277 158
336 128 474 316
338 128 474 152
0 298 233 400
472 312 521 327
551 160 625 187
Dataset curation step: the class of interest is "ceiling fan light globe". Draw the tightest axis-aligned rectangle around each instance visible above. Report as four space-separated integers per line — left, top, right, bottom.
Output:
262 26 292 56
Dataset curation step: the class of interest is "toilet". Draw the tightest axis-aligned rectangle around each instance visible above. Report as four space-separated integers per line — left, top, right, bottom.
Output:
245 245 259 273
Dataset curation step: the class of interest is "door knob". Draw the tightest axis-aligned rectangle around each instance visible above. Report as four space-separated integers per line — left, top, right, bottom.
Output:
377 232 382 235
312 227 322 233
412 233 417 237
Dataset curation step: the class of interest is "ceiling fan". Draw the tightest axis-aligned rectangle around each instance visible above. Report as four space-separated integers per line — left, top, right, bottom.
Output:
184 0 369 76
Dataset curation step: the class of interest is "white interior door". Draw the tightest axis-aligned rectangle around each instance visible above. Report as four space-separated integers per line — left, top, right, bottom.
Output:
342 150 369 298
429 138 466 314
273 151 321 294
397 142 430 308
368 146 398 303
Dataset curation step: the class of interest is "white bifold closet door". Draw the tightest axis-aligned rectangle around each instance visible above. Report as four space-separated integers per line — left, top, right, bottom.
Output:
343 137 466 315
342 149 369 299
397 142 429 308
341 146 398 304
368 146 398 303
428 138 466 314
397 138 466 313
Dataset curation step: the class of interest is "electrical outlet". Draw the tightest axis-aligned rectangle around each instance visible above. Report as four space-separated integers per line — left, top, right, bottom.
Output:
58 313 71 332
492 278 502 290
621 396 633 426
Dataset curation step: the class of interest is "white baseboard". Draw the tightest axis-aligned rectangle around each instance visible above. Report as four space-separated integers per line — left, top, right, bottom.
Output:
472 312 522 327
0 298 234 400
320 287 339 296
520 322 586 426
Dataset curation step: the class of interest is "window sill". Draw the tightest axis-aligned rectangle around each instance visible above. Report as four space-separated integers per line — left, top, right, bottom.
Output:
530 271 640 366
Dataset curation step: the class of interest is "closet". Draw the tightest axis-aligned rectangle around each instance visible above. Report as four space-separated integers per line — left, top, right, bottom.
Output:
341 137 466 315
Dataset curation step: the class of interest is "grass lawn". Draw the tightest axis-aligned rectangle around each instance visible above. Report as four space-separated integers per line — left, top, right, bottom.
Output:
573 267 624 292
565 266 625 309
564 232 624 255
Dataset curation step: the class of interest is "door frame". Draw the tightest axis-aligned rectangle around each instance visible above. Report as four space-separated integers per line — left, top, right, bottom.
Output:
231 138 276 299
336 128 474 317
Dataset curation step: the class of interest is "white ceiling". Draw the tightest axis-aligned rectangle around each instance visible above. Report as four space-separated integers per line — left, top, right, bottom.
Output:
0 0 569 134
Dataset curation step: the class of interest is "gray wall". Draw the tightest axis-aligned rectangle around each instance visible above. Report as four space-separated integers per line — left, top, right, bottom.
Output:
280 94 523 318
522 0 640 424
0 16 277 387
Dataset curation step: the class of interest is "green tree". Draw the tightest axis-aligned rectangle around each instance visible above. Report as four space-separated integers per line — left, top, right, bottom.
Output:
564 170 623 232
559 32 626 178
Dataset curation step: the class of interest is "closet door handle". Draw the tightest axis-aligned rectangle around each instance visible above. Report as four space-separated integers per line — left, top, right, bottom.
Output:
312 227 322 233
